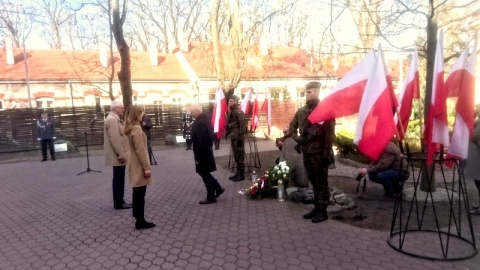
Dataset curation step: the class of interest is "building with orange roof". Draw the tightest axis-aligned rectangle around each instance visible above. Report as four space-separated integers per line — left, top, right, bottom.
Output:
0 41 400 110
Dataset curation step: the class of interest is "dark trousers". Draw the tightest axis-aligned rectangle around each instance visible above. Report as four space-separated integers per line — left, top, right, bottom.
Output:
198 171 222 199
112 165 126 208
303 153 330 208
147 139 154 163
132 186 147 223
213 136 220 149
230 139 245 171
368 170 400 197
186 139 192 148
41 139 55 160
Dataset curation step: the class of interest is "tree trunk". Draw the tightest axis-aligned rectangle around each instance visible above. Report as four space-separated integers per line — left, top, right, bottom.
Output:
111 0 133 109
421 15 437 192
210 0 225 88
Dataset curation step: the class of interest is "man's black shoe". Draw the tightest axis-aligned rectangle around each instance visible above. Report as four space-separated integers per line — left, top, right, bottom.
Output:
216 187 225 198
232 174 245 182
41 159 47 162
135 221 156 230
199 198 217 204
311 211 328 223
303 208 320 219
52 158 56 161
114 203 133 210
229 174 238 180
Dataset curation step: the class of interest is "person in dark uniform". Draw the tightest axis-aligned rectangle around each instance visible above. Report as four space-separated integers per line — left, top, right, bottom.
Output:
190 104 225 204
37 110 56 161
141 113 156 165
226 95 247 182
289 81 335 223
182 108 194 150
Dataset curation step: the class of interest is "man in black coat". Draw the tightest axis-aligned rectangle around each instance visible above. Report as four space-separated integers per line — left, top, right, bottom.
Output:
37 110 56 161
190 104 225 204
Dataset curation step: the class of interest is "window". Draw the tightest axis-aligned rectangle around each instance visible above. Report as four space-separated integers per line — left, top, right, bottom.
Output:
171 96 182 103
133 96 138 104
36 98 53 108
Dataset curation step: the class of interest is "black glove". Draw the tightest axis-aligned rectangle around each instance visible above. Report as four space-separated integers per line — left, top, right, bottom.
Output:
295 137 307 145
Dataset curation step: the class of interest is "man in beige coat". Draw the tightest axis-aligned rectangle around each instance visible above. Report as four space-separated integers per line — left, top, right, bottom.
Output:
104 100 132 210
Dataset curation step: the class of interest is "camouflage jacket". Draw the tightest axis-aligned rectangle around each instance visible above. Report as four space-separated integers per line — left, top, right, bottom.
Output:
226 107 246 140
289 102 335 158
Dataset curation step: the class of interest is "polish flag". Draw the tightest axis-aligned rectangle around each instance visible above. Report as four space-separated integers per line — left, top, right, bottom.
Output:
354 49 396 161
240 88 252 114
425 30 449 165
396 49 420 140
211 87 227 139
250 92 259 131
261 89 271 135
447 39 477 159
308 50 376 123
379 47 399 109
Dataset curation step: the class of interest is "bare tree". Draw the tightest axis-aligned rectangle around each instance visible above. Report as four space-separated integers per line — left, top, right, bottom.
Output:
111 0 133 109
32 0 84 49
0 1 36 48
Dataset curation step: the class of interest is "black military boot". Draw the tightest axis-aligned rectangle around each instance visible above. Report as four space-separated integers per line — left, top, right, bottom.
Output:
311 206 328 223
229 173 238 180
303 206 320 219
232 171 245 182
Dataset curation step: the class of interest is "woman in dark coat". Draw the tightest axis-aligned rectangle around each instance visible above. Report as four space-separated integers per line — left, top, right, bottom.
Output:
190 104 225 204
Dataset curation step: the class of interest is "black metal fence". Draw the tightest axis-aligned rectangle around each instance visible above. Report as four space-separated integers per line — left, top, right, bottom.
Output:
0 103 214 153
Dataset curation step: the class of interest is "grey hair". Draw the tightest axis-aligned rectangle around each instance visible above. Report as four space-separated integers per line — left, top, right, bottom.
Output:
111 100 123 111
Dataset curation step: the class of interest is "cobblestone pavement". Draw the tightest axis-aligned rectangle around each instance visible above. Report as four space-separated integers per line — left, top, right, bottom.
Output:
0 139 479 270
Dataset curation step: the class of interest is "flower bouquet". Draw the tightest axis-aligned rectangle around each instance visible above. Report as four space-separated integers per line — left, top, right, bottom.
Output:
246 161 294 200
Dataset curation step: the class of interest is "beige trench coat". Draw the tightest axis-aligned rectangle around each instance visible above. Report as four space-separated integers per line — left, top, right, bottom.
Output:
127 125 152 187
104 112 128 166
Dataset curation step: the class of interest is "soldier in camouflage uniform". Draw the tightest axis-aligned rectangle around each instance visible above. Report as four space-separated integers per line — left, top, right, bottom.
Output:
226 95 247 182
289 81 335 223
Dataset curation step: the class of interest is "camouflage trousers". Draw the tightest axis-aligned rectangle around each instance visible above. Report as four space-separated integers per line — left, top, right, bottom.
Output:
230 139 245 171
303 152 330 208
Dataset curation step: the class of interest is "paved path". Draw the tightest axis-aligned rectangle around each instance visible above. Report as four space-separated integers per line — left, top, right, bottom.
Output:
0 139 479 269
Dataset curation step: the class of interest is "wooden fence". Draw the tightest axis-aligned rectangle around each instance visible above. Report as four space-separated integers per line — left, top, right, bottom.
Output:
0 100 298 153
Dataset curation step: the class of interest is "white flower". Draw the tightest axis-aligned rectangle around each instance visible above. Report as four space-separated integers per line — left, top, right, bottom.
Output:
272 173 276 177
283 174 287 178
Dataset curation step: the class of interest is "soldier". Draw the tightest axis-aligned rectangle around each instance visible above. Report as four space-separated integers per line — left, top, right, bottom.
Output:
226 95 247 182
37 110 56 161
289 81 335 223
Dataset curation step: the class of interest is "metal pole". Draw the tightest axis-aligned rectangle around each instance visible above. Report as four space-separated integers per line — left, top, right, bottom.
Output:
23 41 32 108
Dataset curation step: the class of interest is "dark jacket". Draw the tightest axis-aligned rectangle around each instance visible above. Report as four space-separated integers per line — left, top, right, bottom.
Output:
367 141 402 173
289 100 335 160
37 117 56 140
141 114 153 139
192 113 217 173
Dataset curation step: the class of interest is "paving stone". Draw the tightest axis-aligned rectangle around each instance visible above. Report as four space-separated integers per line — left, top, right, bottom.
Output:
0 141 479 270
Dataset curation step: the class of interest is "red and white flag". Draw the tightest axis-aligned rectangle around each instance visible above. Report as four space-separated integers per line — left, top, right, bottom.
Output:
447 38 477 159
425 30 449 165
250 91 259 131
379 46 399 109
396 49 420 140
308 50 376 123
240 88 252 114
211 87 227 139
354 48 396 161
261 89 271 135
